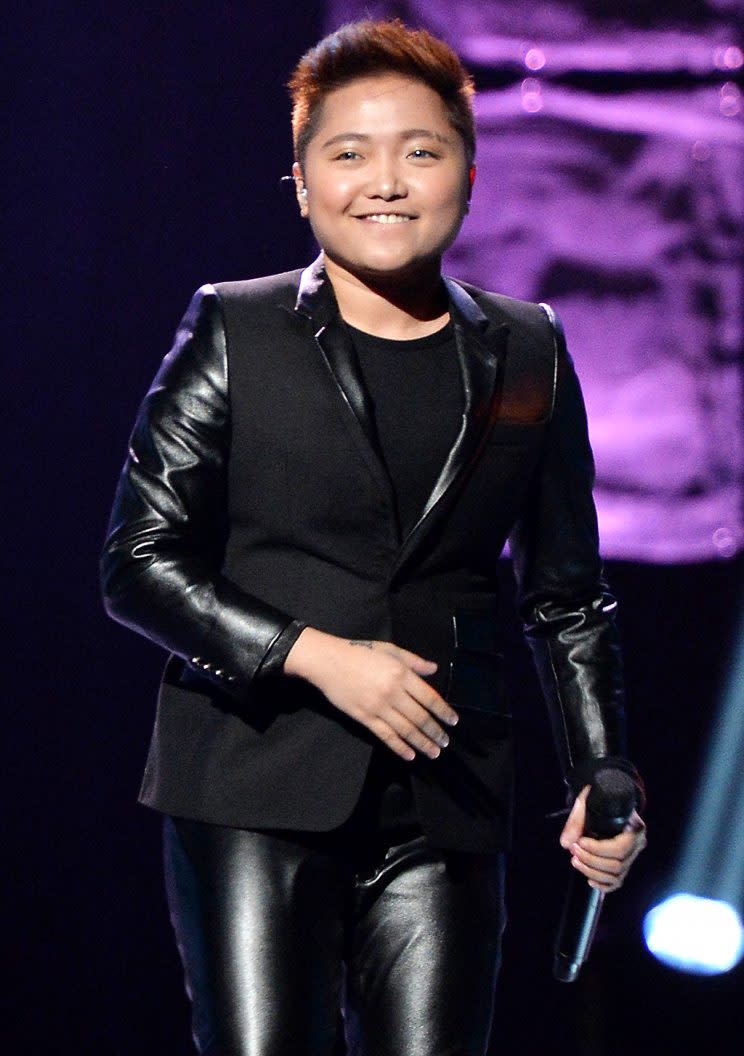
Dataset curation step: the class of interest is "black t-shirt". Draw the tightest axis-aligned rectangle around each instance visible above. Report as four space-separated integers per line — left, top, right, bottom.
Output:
348 319 462 537
343 318 463 836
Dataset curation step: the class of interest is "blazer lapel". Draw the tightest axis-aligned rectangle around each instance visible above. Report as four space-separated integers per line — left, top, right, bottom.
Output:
294 256 393 501
294 256 510 573
390 278 510 580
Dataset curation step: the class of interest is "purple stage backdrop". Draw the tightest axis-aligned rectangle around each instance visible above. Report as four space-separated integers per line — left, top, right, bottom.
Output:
327 0 744 562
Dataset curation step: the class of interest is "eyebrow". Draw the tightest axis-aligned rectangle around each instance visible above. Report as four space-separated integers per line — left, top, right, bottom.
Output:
319 128 454 150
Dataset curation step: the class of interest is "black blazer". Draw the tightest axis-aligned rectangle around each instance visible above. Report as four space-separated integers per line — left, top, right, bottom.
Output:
101 255 628 852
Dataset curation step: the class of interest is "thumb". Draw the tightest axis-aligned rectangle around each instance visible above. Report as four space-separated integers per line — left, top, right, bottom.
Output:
560 785 590 848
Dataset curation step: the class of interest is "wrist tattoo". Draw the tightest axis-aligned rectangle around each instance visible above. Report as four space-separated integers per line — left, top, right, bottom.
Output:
349 640 374 650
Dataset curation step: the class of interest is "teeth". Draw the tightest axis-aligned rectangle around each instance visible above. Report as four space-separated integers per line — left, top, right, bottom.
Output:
362 214 411 223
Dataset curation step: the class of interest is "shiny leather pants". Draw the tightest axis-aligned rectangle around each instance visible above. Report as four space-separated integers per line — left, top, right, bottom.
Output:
163 817 506 1056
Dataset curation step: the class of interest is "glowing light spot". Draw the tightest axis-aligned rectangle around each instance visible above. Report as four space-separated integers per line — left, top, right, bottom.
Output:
720 82 742 117
714 45 744 70
521 78 543 114
524 47 546 71
713 526 737 557
644 894 744 975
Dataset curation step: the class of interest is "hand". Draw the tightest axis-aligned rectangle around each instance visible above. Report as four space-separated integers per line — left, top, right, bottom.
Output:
284 627 459 761
559 785 647 892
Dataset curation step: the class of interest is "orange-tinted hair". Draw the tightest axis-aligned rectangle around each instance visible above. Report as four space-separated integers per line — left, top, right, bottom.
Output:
287 19 476 168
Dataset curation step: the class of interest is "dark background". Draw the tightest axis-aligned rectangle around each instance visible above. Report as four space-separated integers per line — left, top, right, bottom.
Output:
5 4 743 1052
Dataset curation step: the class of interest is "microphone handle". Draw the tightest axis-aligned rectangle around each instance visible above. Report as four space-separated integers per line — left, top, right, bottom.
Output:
553 771 637 983
553 877 605 983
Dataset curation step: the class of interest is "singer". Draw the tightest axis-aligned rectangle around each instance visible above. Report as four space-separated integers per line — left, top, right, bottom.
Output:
101 18 646 1056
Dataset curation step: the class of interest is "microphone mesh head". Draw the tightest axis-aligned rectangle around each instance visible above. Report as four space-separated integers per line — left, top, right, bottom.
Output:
586 768 637 837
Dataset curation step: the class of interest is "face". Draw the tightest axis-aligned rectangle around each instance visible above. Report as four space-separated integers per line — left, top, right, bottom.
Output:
294 73 472 287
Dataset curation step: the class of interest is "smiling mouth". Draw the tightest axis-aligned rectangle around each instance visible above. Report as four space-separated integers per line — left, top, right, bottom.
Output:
354 213 415 224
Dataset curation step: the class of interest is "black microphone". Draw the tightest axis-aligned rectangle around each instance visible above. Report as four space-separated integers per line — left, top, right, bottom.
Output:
553 767 637 983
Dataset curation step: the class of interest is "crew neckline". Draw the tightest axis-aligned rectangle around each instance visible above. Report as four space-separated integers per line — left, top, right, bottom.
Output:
344 318 454 351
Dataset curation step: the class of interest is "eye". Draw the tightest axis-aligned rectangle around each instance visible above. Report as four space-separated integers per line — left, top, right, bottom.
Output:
408 148 438 159
332 150 362 161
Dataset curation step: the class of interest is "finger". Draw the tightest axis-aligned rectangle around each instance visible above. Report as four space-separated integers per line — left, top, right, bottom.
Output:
577 833 633 857
384 707 445 760
570 843 625 877
560 786 589 848
403 671 459 727
588 875 624 893
394 695 451 749
368 718 416 762
569 843 627 890
625 811 647 835
571 836 645 886
578 829 646 860
570 854 625 889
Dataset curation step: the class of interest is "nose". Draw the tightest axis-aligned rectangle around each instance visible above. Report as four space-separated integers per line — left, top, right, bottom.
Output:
365 153 407 200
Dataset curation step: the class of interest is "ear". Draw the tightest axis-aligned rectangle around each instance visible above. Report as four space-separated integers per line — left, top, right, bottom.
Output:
292 160 308 217
467 164 476 201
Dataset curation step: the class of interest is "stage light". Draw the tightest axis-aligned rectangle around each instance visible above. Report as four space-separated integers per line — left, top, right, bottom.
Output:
643 605 744 976
644 893 744 975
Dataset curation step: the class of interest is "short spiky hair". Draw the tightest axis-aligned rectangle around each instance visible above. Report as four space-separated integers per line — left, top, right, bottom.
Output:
288 19 476 168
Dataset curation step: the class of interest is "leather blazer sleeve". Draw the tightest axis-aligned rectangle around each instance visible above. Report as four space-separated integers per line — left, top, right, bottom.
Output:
100 285 306 698
508 307 639 799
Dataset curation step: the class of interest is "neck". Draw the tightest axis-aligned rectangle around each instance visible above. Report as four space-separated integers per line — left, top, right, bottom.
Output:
323 254 450 340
